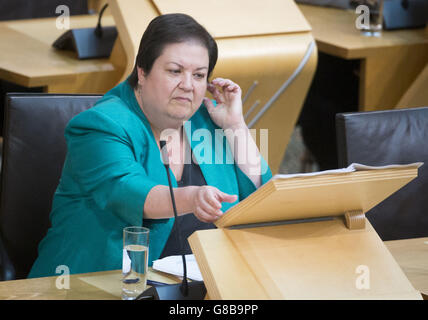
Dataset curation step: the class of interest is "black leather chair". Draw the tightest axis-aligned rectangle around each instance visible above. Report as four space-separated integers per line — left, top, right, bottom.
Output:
0 93 102 280
336 107 428 241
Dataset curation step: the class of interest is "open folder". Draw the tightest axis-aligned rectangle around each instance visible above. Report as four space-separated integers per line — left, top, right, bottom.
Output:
188 163 423 300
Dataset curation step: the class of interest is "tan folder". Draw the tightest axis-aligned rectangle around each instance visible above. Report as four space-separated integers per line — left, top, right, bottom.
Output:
188 164 423 300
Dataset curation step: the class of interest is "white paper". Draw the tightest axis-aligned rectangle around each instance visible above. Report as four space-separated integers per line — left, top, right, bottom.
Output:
348 162 423 171
152 254 203 281
270 162 424 181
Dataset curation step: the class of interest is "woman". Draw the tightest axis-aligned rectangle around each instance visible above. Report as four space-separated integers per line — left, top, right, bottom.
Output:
29 13 271 278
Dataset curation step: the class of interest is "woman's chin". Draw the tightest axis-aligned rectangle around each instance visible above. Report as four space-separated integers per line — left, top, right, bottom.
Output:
168 107 197 122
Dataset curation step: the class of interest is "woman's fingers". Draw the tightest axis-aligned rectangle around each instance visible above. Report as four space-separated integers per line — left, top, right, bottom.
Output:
216 191 238 204
194 207 214 223
209 78 240 97
211 78 240 93
203 188 222 208
207 83 224 104
203 97 220 116
193 186 238 223
198 190 222 216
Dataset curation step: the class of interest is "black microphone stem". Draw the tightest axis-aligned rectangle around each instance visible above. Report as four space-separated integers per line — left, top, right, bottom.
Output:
160 140 189 296
94 3 109 38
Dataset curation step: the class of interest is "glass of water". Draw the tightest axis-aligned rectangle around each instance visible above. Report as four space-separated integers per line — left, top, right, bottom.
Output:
353 0 385 37
122 226 149 300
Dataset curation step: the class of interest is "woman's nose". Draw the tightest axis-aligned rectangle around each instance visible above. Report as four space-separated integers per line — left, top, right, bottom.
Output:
178 73 193 91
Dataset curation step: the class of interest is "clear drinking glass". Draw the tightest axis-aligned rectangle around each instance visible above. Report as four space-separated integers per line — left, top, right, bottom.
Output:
359 0 384 37
122 226 149 300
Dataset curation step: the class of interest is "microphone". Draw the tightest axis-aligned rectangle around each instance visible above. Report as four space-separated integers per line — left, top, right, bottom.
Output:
52 3 117 59
159 140 189 296
94 3 109 38
137 140 206 300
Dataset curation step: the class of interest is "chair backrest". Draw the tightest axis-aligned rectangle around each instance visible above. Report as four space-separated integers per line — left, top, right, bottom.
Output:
0 94 102 280
336 107 428 241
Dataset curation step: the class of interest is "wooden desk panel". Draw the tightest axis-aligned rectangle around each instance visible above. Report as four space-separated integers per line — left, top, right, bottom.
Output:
385 237 428 297
0 15 121 93
0 238 425 299
0 269 180 300
0 270 119 300
298 4 428 111
298 4 427 59
1 5 426 107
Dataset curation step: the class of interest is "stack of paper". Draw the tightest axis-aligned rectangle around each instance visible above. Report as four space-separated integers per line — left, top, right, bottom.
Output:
270 162 423 181
152 254 203 281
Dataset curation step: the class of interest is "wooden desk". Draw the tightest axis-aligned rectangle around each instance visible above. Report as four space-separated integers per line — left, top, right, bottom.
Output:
298 4 428 111
0 14 122 94
384 237 428 298
0 238 426 299
0 268 180 300
2 5 426 107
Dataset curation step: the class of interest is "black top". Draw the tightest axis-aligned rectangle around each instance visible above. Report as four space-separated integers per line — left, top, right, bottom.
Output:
159 155 216 258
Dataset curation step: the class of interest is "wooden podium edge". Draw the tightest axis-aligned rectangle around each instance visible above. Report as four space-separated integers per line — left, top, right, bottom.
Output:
215 167 418 228
190 218 423 300
188 229 270 300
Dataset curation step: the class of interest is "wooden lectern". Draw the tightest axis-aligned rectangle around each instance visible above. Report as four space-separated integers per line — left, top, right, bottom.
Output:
108 0 317 173
188 165 423 299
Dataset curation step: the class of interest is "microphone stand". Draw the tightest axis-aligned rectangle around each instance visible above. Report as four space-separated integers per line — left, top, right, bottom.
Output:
161 140 189 296
52 3 117 59
137 140 206 300
94 3 109 38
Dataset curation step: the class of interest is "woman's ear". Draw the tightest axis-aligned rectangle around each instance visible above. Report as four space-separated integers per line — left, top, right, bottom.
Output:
137 67 146 86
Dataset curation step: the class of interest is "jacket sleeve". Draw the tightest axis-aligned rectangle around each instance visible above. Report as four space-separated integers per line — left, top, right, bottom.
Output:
234 156 272 200
64 108 159 226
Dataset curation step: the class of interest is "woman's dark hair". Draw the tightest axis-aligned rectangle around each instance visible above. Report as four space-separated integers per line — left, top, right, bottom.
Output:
128 13 218 88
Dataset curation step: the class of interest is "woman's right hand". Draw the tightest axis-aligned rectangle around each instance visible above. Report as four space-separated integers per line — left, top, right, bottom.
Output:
191 186 237 223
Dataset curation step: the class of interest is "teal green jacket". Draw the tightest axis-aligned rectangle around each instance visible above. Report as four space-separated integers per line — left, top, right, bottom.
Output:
28 81 272 278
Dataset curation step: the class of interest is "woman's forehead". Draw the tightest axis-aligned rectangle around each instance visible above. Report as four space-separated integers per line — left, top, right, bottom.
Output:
157 41 209 67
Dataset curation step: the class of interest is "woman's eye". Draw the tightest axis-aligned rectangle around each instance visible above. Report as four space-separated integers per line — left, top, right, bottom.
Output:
169 69 181 74
194 73 205 79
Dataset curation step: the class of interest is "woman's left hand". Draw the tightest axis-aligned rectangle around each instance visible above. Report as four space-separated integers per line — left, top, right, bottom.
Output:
203 78 245 130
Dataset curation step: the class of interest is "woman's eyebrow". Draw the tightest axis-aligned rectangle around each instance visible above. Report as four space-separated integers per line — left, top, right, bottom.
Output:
167 62 208 70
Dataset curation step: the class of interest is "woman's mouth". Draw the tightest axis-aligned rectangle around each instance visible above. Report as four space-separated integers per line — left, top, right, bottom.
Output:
173 97 192 103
